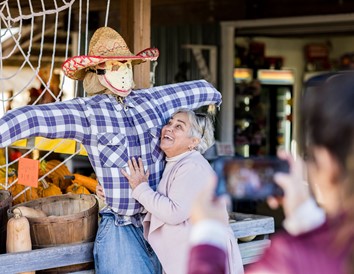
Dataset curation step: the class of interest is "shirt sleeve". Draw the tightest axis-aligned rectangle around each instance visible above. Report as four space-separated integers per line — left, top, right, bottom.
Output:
0 98 91 147
283 198 326 236
187 244 227 274
148 80 222 119
245 234 295 274
132 162 212 225
189 220 228 251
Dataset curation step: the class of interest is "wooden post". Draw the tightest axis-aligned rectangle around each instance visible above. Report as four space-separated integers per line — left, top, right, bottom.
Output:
120 0 151 89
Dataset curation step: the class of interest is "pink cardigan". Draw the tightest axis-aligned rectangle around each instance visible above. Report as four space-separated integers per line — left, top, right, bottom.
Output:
132 151 243 274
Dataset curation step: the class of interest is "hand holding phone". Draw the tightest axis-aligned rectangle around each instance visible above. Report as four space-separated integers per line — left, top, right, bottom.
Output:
214 157 289 200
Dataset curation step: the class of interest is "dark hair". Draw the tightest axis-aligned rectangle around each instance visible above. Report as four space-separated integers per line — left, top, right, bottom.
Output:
301 73 354 272
301 73 354 172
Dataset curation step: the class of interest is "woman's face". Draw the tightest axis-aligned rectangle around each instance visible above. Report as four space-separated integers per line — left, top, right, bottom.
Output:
160 112 198 158
306 146 342 215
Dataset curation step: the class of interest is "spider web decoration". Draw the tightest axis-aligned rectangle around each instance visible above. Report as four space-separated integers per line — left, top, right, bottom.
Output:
0 0 111 202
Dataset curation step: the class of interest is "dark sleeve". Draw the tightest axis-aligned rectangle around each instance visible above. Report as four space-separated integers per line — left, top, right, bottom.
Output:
187 244 227 274
245 233 296 274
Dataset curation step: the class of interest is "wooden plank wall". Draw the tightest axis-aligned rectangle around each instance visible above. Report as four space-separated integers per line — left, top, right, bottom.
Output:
151 23 220 86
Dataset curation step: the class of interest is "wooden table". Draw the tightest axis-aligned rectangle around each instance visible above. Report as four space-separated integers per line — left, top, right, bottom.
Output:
0 213 274 273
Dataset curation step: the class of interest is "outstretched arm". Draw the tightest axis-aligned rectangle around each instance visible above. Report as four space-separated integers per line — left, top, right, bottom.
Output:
0 98 91 147
141 80 222 121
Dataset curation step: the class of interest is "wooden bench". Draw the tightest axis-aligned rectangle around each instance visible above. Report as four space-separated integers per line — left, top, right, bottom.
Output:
0 213 274 273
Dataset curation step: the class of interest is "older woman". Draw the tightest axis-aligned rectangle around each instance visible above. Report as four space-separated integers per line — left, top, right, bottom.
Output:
121 109 244 274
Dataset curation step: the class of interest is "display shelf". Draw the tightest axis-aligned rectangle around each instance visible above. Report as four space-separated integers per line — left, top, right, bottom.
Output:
10 138 88 156
233 68 294 156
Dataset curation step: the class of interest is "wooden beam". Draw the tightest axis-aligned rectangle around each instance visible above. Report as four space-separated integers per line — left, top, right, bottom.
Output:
120 0 152 89
0 242 94 273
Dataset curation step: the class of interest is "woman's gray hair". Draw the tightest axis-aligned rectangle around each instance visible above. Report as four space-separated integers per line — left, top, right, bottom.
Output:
171 108 215 154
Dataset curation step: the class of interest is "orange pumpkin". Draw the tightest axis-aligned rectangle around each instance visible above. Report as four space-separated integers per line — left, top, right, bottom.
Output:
5 171 39 205
38 179 62 197
39 160 72 191
66 183 91 195
71 173 98 193
10 184 39 205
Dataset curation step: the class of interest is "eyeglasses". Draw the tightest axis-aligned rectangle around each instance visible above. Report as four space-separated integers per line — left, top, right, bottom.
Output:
195 113 207 139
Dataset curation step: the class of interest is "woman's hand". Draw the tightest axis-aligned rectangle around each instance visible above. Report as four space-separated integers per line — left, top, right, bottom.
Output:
190 175 228 226
121 157 149 190
267 150 310 218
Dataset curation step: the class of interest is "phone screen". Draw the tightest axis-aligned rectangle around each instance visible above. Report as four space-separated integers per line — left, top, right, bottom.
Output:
214 157 289 200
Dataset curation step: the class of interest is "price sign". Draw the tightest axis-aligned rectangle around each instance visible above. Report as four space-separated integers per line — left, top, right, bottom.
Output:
18 158 39 188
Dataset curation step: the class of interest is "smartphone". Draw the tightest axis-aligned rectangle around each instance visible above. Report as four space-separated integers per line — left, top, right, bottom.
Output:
213 157 289 200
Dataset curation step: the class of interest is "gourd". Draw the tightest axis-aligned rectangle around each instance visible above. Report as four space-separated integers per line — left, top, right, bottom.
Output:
10 184 40 205
39 160 72 191
0 168 16 190
5 171 39 205
13 206 47 218
37 179 62 197
72 173 98 193
66 183 91 195
6 212 35 274
238 235 256 242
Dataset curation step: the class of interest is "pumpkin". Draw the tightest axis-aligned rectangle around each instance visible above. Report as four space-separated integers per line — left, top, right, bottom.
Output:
11 185 40 205
38 179 62 197
0 168 17 185
66 183 91 195
71 173 98 193
6 171 39 205
39 160 72 191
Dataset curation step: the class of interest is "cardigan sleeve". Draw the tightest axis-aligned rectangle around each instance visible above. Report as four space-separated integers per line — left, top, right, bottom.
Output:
132 161 213 225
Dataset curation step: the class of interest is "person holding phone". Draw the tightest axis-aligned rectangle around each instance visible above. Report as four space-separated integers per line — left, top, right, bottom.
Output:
98 108 244 274
188 73 354 274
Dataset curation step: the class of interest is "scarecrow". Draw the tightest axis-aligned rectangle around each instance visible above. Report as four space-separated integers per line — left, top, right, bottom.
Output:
0 27 222 273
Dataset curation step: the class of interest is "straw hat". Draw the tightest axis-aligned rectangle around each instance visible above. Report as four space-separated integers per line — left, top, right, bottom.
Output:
62 27 159 80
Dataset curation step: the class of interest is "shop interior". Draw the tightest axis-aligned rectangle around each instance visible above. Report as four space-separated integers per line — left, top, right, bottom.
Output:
1 1 354 271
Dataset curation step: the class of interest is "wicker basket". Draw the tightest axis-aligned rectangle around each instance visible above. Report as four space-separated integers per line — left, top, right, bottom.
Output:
8 194 98 273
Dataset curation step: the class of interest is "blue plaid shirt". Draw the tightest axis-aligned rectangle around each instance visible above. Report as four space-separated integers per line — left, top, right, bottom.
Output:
0 80 221 225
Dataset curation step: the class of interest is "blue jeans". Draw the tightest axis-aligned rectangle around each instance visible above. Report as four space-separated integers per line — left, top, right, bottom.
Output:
93 214 162 274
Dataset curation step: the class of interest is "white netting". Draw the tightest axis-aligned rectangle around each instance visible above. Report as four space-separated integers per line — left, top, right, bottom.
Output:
0 0 111 202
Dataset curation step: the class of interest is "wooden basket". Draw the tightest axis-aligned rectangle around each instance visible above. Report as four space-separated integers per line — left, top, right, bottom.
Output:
0 190 12 254
8 194 98 249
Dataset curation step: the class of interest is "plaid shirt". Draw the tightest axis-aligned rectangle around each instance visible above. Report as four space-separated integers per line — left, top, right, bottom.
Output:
0 80 221 225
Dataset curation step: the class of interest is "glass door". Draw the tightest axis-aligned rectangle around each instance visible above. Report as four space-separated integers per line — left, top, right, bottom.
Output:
234 69 294 157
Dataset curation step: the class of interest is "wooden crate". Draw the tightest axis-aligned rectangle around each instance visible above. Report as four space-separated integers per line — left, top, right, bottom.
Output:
229 212 275 265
